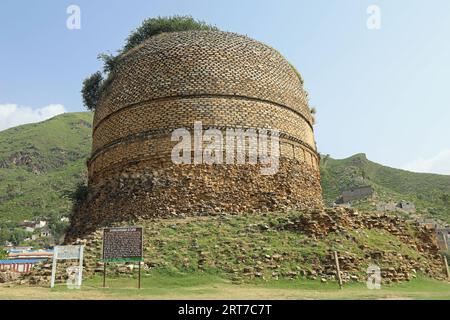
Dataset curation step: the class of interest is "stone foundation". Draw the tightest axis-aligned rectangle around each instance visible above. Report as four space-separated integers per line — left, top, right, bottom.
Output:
66 158 322 240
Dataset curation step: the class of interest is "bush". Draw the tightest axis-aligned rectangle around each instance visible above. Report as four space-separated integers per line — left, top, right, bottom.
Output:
98 53 120 74
123 15 219 53
0 248 7 259
81 72 103 111
70 182 89 205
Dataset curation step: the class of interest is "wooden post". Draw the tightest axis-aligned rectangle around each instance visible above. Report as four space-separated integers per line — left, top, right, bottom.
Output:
103 262 107 288
138 261 141 289
443 256 450 280
334 251 343 289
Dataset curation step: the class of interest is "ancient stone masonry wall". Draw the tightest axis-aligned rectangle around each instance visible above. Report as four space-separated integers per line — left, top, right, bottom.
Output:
93 31 312 130
69 159 322 239
69 31 323 237
91 97 315 156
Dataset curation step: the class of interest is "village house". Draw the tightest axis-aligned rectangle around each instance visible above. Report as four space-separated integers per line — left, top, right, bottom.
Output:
341 186 374 203
377 201 416 213
19 220 48 233
40 227 51 238
397 201 416 213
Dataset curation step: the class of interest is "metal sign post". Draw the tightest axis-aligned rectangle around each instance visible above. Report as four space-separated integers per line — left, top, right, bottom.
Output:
50 245 84 288
138 261 141 289
103 262 107 288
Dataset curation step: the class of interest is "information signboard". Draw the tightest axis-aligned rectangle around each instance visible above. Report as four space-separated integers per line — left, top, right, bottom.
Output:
50 245 84 288
101 227 144 288
102 227 143 262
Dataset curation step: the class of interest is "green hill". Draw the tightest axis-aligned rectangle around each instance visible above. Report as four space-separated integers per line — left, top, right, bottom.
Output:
320 153 450 222
0 112 92 224
0 112 449 227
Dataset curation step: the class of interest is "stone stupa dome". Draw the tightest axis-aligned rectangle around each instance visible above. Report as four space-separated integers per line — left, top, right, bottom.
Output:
68 31 322 237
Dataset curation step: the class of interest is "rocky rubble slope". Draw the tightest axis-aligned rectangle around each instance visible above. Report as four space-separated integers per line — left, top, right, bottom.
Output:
13 208 449 286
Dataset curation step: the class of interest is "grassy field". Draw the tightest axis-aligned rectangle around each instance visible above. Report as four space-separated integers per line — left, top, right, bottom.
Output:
1 274 450 300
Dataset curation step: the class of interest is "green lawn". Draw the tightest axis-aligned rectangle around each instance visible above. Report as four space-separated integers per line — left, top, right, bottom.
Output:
1 273 450 300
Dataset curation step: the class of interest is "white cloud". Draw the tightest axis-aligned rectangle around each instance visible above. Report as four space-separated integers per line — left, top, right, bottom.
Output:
402 149 450 175
0 104 66 132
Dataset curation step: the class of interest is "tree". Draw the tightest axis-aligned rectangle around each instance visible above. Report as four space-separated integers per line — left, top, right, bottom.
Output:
0 228 10 246
67 182 89 205
81 72 103 111
441 193 450 205
8 228 26 246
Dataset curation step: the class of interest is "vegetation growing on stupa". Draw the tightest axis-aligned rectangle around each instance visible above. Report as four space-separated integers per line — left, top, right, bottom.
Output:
81 15 219 111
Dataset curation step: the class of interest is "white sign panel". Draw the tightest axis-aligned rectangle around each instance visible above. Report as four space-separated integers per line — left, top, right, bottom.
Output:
56 245 83 260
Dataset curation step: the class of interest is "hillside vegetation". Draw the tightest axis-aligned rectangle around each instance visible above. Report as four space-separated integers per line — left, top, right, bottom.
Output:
0 112 449 226
321 153 450 222
0 112 92 224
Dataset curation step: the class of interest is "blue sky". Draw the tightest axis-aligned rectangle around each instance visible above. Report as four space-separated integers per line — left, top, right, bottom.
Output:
1 0 450 174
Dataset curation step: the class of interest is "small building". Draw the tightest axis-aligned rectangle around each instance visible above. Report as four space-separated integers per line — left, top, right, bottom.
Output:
397 201 416 213
377 201 416 213
40 227 51 238
436 228 450 251
0 259 44 273
24 226 35 233
19 220 47 232
6 246 33 252
341 186 374 203
24 235 39 242
35 221 47 228
7 248 53 260
377 202 397 212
